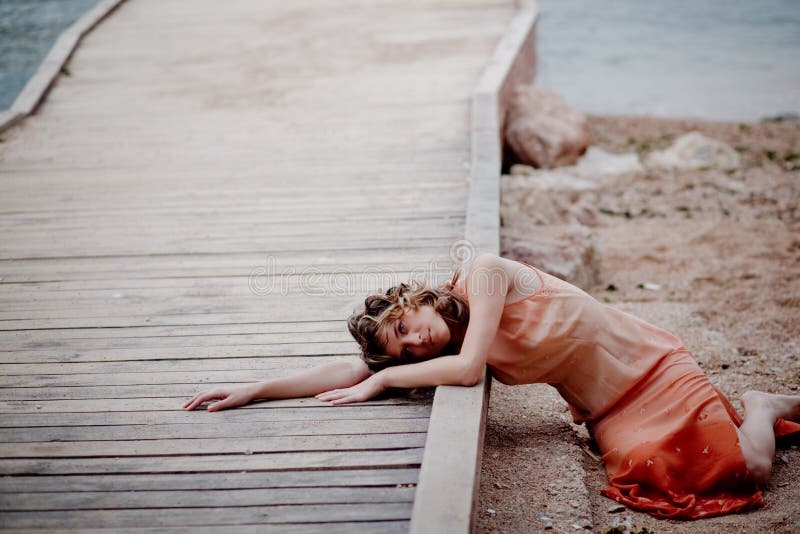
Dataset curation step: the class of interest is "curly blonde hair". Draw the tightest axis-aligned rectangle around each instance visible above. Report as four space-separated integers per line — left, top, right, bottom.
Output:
347 272 469 372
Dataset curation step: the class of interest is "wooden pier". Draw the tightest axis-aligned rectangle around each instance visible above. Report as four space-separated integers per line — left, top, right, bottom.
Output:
0 0 536 530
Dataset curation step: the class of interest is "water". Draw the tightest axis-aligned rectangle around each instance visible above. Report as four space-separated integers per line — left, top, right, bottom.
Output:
0 0 100 111
536 0 800 121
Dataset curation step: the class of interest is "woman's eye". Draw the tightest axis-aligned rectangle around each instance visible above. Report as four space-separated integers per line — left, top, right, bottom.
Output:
398 322 405 334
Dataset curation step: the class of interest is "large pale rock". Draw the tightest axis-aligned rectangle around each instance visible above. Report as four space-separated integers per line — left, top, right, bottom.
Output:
501 225 600 290
645 131 740 170
505 86 589 168
501 177 597 227
501 147 644 227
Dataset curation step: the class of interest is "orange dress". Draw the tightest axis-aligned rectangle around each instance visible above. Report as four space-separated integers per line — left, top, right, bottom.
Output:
453 264 799 519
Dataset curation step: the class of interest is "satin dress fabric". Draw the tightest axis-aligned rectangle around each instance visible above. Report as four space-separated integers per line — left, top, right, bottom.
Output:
452 263 799 519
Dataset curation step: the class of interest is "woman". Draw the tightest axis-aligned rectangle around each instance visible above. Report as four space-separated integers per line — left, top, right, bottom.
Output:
184 253 799 519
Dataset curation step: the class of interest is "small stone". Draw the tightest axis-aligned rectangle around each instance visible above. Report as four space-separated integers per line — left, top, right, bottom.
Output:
569 500 580 508
779 455 789 464
636 282 661 291
493 481 507 489
608 504 626 513
485 508 496 516
243 449 252 455
645 131 740 171
536 513 552 523
769 366 782 373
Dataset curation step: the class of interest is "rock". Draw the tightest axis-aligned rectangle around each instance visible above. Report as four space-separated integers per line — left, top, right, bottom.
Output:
501 225 600 290
645 131 740 171
501 175 598 227
501 147 645 228
505 86 589 168
608 504 626 513
637 282 661 291
576 147 644 187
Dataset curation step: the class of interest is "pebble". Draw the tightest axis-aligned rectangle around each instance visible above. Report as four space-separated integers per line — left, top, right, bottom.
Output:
779 454 789 464
608 504 626 513
638 282 661 291
536 513 552 523
569 500 580 508
243 449 253 455
494 481 507 489
485 508 496 516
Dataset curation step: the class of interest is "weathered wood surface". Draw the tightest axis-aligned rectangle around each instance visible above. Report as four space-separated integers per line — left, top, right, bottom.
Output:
0 0 515 530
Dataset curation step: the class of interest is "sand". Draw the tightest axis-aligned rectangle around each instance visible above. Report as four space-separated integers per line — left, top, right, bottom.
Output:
477 115 800 533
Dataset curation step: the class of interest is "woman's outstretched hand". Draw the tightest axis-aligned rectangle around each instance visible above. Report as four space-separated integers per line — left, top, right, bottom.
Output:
183 384 258 412
315 375 385 405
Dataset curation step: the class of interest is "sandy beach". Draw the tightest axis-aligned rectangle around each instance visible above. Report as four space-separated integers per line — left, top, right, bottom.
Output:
478 115 800 533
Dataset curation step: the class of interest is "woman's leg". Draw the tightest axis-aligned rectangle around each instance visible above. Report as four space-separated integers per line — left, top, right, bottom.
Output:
736 391 800 483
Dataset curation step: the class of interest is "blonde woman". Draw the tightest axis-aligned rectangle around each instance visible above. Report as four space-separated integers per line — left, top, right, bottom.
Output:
185 253 799 519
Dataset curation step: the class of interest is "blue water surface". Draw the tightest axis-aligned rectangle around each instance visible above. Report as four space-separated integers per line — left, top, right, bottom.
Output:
536 0 800 121
0 0 100 111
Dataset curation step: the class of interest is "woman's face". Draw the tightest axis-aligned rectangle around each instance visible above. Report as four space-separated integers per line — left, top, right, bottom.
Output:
383 305 451 359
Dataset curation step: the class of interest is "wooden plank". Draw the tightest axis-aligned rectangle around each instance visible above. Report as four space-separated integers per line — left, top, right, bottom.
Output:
0 418 430 442
0 322 345 340
0 396 421 414
0 355 350 376
0 448 424 475
1 468 421 493
0 485 417 511
0 343 357 364
0 404 431 427
0 432 427 457
0 522 412 534
0 503 414 529
0 332 353 352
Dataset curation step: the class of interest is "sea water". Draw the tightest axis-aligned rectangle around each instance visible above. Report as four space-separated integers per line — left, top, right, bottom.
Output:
0 0 99 111
536 0 800 121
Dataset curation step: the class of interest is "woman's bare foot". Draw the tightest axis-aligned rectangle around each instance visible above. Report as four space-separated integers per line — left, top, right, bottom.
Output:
741 390 800 423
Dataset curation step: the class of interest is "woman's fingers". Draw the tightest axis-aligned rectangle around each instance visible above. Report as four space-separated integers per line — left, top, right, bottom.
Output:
208 395 239 412
316 389 361 405
315 389 346 402
183 390 224 411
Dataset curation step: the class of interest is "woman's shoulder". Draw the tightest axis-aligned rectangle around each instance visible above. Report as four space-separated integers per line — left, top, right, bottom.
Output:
458 254 543 304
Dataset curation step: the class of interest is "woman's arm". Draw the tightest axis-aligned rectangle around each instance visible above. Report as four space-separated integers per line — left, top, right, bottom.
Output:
183 358 372 411
317 254 536 404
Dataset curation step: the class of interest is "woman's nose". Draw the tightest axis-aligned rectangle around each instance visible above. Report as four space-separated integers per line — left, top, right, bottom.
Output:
407 331 422 345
